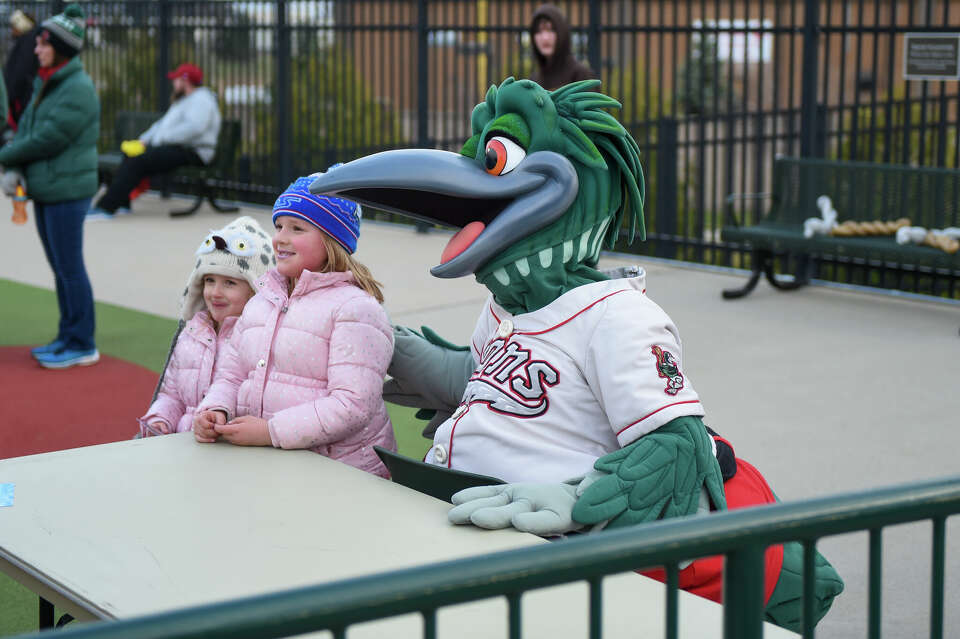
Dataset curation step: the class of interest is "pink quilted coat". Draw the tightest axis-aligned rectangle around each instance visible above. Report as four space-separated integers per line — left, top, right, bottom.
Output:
197 269 396 477
140 311 237 436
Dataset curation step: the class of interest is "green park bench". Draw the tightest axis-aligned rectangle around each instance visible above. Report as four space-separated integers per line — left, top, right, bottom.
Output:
97 110 241 217
720 157 960 299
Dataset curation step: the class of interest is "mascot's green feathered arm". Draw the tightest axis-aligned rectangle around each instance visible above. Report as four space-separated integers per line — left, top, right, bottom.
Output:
573 416 727 527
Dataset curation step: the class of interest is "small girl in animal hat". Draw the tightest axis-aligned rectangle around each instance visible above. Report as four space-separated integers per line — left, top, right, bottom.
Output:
139 216 275 436
194 173 396 477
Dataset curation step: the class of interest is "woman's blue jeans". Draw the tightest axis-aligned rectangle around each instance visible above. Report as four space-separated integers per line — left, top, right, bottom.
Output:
33 198 95 351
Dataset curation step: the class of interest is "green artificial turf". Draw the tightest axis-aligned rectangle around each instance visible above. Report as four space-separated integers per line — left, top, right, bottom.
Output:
0 278 432 637
0 573 53 637
0 278 177 374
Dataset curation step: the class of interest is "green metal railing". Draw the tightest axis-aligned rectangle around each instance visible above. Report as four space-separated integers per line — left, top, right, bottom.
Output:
16 475 960 639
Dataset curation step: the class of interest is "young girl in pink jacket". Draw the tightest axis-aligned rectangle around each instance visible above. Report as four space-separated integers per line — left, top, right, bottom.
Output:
194 175 396 478
139 216 275 436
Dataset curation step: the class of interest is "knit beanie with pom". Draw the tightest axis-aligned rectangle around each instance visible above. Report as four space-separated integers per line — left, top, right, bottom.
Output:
40 4 86 57
180 216 276 322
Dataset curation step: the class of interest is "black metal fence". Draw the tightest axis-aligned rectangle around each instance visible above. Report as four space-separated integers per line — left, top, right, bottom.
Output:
8 0 960 295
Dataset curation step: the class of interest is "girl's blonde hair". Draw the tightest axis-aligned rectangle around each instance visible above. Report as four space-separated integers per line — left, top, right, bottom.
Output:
317 232 385 303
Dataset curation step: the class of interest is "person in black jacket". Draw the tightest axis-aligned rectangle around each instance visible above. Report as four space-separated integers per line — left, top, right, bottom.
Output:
528 4 594 91
3 9 38 129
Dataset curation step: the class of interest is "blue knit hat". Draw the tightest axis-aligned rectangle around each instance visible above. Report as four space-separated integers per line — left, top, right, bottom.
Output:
271 172 362 254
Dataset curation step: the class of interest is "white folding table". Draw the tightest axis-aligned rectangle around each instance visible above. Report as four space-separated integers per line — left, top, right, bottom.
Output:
0 433 796 638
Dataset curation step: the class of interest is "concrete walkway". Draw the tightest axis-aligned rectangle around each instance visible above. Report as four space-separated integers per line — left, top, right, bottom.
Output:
2 193 958 638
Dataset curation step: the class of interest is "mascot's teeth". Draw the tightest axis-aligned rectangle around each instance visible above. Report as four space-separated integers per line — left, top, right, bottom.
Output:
538 248 553 268
577 228 591 262
493 267 510 285
562 240 574 263
591 219 610 258
515 257 530 276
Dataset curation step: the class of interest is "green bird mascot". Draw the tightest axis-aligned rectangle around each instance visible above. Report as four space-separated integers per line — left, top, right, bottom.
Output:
309 78 843 632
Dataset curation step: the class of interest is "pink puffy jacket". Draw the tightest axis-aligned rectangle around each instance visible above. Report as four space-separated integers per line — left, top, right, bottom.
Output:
140 311 237 436
197 269 396 477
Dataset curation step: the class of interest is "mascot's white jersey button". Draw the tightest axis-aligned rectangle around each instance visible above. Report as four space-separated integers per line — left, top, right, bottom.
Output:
257 359 266 368
433 444 448 464
496 319 514 338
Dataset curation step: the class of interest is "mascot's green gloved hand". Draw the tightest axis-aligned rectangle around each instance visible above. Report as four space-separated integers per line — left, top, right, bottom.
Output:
572 416 727 529
383 325 475 437
449 473 605 536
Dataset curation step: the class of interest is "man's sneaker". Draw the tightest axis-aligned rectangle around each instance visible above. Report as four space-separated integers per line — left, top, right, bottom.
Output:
30 339 66 359
35 348 100 369
115 207 131 216
85 208 116 221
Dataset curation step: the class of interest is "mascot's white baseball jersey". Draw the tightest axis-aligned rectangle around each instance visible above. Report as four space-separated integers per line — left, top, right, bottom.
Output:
425 269 705 482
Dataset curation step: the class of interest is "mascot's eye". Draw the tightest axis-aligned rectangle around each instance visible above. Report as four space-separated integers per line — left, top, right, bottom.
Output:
484 136 525 175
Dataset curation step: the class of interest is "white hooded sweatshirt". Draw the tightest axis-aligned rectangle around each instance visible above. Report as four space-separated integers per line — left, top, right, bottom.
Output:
139 87 222 164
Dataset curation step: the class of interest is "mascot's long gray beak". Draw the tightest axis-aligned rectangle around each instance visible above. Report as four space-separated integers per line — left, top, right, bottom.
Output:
309 149 578 278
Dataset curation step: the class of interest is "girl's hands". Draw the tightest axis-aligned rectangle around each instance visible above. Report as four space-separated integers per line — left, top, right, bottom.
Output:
194 410 226 443
215 416 272 446
193 412 271 446
144 420 170 437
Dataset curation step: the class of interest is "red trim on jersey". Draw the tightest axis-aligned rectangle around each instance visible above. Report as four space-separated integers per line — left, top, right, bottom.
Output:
446 408 470 468
516 290 629 336
490 306 500 324
615 400 701 436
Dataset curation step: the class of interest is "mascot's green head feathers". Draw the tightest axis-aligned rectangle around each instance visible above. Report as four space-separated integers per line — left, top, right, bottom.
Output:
460 78 644 287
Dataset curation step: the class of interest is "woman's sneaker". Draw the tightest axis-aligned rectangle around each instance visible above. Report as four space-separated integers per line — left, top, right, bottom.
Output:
35 348 100 369
85 207 116 221
30 339 66 359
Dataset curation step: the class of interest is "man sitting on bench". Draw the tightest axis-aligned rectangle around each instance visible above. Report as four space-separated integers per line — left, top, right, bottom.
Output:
88 63 221 220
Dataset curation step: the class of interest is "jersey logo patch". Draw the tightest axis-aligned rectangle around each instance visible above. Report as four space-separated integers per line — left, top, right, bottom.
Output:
651 345 684 396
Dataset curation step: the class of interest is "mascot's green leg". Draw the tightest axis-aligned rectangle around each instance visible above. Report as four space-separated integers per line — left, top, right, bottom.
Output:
763 541 845 632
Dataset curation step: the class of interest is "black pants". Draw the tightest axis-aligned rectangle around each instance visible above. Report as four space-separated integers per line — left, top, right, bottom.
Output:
95 145 203 212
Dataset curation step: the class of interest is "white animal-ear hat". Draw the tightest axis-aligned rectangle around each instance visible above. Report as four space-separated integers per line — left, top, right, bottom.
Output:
180 215 276 321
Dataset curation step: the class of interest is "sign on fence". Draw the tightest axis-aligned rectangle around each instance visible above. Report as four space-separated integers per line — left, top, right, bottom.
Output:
904 33 960 80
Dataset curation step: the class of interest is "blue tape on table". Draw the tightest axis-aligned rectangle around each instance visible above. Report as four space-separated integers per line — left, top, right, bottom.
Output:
0 483 14 507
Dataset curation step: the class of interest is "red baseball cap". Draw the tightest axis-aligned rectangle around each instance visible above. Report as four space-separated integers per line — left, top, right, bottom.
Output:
167 63 203 85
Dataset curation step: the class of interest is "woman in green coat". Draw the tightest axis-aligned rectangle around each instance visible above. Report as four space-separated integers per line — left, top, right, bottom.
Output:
0 4 101 369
